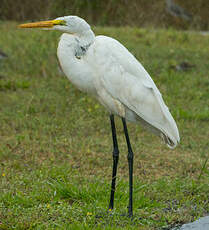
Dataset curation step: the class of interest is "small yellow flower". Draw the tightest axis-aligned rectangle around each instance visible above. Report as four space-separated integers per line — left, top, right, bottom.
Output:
108 208 112 212
87 212 92 216
2 173 5 177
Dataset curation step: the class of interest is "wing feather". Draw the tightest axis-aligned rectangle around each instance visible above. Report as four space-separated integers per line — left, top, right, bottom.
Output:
89 36 180 148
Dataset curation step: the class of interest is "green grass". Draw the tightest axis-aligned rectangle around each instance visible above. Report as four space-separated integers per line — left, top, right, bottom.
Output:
0 23 209 229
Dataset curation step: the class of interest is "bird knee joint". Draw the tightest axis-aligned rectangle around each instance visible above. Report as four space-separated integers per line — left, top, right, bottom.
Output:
127 152 133 160
113 149 119 157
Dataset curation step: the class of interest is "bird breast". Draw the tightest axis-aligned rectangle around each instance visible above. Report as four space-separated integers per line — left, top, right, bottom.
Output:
57 33 97 95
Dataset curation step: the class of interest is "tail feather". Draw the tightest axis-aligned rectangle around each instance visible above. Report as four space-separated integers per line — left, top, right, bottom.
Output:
161 132 180 149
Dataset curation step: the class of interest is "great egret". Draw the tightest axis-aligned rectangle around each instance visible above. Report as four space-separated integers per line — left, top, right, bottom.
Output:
19 16 180 217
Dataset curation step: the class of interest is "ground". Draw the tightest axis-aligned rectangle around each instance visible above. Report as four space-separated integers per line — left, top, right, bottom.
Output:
0 22 208 229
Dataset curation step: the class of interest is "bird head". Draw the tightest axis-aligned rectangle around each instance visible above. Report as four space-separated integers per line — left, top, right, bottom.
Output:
19 16 91 34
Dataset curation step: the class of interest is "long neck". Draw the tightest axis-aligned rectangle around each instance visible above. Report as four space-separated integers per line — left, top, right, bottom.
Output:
77 29 95 47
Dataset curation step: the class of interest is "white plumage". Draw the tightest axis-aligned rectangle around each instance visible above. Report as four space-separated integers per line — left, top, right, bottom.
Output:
19 15 180 217
56 16 180 148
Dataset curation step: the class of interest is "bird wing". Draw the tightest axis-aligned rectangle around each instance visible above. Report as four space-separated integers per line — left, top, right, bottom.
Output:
89 35 180 148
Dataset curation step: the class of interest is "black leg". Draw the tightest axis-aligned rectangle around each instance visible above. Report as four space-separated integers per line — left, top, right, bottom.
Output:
108 115 119 211
122 117 134 217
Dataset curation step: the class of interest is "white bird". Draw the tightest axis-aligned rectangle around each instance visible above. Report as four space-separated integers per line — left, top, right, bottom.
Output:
19 16 180 217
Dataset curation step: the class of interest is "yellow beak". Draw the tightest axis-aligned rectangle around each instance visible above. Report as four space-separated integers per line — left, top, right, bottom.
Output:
18 19 66 28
